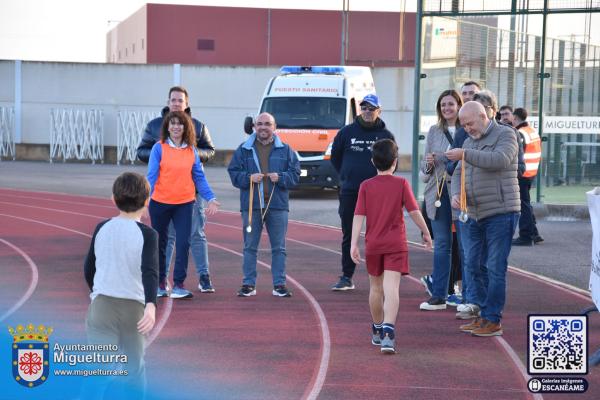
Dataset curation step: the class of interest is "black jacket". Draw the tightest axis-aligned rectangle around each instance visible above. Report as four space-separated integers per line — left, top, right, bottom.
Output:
330 116 395 195
136 107 215 164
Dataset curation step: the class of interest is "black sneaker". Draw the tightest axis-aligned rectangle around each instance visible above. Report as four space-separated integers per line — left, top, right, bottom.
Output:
331 276 355 291
533 235 544 244
237 285 256 297
371 324 382 346
272 285 292 297
198 274 215 293
512 237 533 246
419 297 447 311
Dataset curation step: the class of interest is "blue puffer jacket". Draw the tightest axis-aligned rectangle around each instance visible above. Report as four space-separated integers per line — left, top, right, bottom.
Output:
228 133 300 211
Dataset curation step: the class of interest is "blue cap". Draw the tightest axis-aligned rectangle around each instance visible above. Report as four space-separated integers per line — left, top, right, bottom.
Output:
360 94 381 108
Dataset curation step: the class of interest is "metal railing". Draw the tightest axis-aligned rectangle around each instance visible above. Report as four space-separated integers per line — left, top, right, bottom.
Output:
116 111 158 164
0 107 15 160
49 109 104 163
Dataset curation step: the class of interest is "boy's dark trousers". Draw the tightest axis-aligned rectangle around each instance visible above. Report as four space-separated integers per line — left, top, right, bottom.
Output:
338 192 359 278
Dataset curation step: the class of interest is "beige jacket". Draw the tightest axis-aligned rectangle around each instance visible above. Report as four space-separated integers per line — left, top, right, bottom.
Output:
419 124 452 220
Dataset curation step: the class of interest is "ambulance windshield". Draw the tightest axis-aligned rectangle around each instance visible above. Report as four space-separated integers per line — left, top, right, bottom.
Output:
261 97 346 129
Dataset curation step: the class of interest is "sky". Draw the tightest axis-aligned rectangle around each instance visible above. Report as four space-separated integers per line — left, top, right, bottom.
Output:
0 0 597 63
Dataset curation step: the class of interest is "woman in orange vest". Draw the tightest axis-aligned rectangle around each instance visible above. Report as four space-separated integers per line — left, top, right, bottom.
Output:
147 111 220 299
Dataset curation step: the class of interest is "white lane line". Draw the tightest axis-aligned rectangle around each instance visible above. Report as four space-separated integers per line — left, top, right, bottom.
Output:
209 220 538 397
0 208 329 398
207 242 330 400
495 336 544 400
0 213 173 347
0 192 115 209
0 239 39 322
0 201 106 219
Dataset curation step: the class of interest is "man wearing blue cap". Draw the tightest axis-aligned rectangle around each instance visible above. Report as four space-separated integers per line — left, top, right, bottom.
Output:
330 94 395 290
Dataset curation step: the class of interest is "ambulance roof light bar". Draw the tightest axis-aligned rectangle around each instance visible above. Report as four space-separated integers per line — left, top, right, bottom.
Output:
280 66 347 75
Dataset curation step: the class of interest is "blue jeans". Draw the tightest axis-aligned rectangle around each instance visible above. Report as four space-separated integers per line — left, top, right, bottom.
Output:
165 194 210 278
241 209 288 287
456 222 489 304
463 212 519 323
430 189 453 299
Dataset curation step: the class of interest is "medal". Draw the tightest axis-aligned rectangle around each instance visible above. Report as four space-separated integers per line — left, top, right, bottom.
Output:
246 226 252 233
458 212 468 223
433 166 446 211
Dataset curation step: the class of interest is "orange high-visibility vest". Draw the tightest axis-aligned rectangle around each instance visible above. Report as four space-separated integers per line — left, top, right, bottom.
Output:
518 124 541 178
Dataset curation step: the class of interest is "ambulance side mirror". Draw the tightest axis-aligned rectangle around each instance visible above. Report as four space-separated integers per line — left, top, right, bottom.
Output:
244 116 254 135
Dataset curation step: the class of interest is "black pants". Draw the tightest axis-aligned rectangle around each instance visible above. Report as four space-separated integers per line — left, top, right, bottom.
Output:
518 177 539 240
339 192 359 278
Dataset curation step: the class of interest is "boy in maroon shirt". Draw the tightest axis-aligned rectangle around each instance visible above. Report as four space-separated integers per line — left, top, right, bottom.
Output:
351 139 432 353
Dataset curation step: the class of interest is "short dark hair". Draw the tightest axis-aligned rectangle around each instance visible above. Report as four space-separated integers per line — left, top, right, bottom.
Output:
371 139 398 171
513 107 528 121
499 105 513 113
161 111 197 146
168 86 189 101
112 172 150 212
461 81 481 89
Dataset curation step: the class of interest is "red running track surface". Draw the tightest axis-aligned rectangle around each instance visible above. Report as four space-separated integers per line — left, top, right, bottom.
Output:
0 188 598 400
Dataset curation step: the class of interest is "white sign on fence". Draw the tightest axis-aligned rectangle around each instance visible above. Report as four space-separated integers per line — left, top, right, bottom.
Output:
587 187 600 310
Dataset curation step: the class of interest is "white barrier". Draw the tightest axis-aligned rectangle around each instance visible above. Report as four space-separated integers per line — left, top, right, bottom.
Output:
49 109 104 163
0 107 15 160
117 111 158 164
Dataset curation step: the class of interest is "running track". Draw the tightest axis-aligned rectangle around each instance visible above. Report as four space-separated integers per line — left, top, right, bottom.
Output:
0 188 598 399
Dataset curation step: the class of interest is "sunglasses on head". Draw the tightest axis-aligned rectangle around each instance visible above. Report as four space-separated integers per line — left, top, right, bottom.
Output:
360 105 378 112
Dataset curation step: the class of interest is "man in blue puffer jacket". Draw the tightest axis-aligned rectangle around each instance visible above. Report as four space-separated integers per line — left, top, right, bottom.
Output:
228 112 300 298
136 86 216 296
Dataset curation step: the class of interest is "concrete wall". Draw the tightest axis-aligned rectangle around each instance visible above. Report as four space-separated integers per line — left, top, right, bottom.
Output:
0 60 415 166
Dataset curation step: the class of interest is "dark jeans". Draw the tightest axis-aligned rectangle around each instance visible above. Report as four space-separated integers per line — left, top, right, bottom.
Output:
338 192 358 278
518 177 539 240
149 199 194 286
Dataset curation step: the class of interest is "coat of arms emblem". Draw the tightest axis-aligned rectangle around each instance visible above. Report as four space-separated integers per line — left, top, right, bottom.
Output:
9 323 53 388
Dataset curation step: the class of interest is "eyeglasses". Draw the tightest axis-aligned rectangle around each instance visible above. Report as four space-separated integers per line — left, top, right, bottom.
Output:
255 121 273 127
360 105 379 112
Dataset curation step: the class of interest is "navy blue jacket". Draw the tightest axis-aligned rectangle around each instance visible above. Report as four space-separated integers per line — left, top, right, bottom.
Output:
228 133 300 211
330 117 395 195
136 106 215 164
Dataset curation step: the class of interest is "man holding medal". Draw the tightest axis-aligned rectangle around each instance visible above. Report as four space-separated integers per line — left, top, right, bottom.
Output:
446 101 520 337
227 112 300 298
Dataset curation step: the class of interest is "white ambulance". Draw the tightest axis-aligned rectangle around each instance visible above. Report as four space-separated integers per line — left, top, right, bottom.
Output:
244 65 376 188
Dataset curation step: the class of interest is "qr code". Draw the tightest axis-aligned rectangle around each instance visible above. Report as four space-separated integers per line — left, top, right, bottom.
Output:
528 315 587 374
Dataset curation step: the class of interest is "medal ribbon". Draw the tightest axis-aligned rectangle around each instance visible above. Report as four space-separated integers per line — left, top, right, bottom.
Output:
460 152 468 216
247 175 276 231
434 164 446 204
